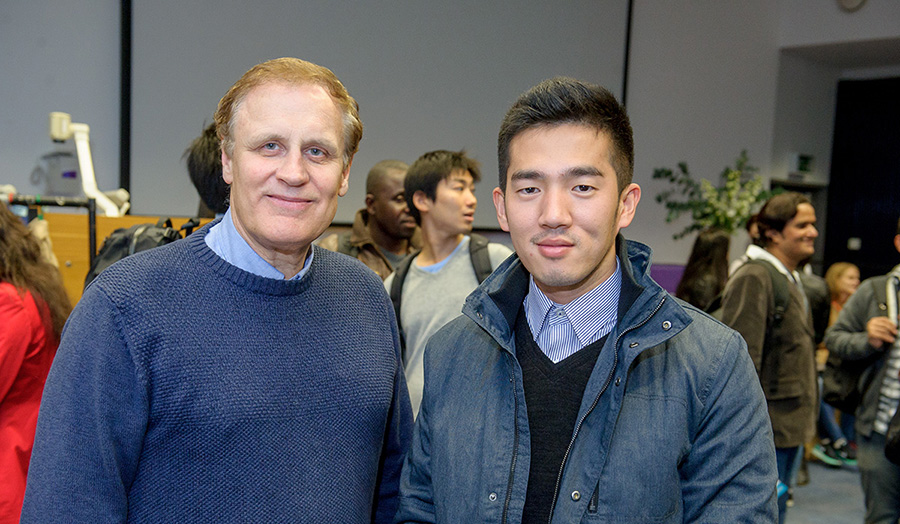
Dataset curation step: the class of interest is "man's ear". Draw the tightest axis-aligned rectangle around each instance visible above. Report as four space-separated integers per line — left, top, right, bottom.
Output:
412 190 431 215
492 187 510 232
894 234 900 255
616 183 641 230
338 159 352 197
221 149 233 185
364 193 376 215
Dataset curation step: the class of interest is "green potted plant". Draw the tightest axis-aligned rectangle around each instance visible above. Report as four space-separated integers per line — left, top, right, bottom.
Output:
653 151 775 240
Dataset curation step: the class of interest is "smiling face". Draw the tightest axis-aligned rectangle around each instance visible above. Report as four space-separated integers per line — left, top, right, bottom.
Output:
767 203 818 270
493 124 639 304
221 82 350 270
417 169 477 238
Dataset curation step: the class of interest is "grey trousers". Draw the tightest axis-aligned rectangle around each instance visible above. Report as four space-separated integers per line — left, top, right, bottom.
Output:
858 432 900 524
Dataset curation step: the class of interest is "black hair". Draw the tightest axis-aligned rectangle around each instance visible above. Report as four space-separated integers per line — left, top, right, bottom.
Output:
404 150 480 224
497 77 633 193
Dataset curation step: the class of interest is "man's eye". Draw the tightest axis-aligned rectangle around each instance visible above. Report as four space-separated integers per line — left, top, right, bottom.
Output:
308 147 325 157
519 187 539 195
574 185 594 192
263 142 279 150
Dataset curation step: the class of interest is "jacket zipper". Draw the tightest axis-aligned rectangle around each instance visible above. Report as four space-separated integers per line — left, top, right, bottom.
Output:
502 354 519 524
546 296 667 523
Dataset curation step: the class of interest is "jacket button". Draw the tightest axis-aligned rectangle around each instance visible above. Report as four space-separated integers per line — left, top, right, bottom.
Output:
571 490 581 501
477 311 484 319
662 320 672 330
629 342 638 348
489 492 498 502
615 377 621 386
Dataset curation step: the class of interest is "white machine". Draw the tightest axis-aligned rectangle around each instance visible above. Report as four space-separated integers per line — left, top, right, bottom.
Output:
48 111 130 217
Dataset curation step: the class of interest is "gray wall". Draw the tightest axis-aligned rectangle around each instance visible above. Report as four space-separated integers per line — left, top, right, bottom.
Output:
130 0 628 228
3 0 899 265
1 1 120 197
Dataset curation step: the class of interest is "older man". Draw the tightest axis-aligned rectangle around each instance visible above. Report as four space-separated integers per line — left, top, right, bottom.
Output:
21 58 411 524
394 78 776 523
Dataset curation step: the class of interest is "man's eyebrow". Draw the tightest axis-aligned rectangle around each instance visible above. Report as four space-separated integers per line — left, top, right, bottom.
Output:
244 132 339 152
245 132 284 145
300 136 340 152
509 166 604 183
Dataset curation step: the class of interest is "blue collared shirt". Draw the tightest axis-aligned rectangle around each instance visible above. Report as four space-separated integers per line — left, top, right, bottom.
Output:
524 257 621 363
205 207 313 280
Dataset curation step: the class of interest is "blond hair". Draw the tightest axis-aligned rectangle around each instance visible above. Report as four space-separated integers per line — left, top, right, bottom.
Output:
214 57 362 168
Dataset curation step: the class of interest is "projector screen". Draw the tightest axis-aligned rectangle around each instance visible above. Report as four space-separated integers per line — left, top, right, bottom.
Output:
130 0 629 228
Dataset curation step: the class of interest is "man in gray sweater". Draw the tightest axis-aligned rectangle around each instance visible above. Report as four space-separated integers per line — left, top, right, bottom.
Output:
384 150 512 417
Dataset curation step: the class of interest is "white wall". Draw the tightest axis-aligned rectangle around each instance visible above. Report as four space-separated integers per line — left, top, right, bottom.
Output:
3 1 898 267
626 0 781 264
129 0 628 227
779 0 900 48
0 1 120 197
770 53 841 188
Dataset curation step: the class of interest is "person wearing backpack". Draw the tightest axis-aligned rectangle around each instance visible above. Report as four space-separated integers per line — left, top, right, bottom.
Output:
384 150 512 417
318 159 421 280
720 192 820 524
824 218 900 524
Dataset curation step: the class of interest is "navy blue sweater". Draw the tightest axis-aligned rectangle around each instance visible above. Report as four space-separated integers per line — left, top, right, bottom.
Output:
21 225 412 523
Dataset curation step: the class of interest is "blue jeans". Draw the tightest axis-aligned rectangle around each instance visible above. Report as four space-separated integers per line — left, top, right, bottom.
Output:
775 446 802 524
818 401 846 443
840 412 856 443
857 432 900 524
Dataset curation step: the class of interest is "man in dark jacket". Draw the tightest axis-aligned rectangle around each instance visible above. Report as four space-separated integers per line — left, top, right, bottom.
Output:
721 192 819 524
824 218 900 524
318 160 421 280
394 77 777 523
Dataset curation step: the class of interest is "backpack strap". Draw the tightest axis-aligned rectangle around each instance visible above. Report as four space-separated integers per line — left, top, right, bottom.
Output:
745 258 790 325
469 233 493 284
389 251 419 363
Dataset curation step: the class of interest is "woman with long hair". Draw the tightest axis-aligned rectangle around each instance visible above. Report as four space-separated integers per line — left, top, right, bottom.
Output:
676 227 731 311
825 262 861 323
812 262 860 458
0 204 71 522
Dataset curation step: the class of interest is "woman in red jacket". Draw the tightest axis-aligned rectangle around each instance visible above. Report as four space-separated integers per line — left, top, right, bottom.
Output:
0 204 71 523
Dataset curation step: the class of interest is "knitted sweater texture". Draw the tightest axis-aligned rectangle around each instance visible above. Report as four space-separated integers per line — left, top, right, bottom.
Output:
21 225 412 523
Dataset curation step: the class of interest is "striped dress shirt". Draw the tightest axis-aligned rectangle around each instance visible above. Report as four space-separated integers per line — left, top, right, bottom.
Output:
524 258 621 363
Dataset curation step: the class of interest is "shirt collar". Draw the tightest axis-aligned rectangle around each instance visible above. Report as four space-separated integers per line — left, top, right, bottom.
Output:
524 256 621 347
204 207 313 280
746 244 801 285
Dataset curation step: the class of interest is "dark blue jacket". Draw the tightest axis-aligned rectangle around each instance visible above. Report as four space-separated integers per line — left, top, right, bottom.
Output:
395 237 777 523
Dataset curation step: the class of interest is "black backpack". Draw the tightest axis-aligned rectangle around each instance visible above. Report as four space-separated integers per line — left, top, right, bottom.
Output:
389 233 494 360
706 258 790 326
84 218 185 288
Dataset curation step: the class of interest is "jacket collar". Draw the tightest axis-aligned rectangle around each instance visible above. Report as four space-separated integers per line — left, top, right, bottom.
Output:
463 234 692 352
347 209 423 251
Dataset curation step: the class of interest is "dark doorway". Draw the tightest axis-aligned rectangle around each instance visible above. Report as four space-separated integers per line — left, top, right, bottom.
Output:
825 77 900 279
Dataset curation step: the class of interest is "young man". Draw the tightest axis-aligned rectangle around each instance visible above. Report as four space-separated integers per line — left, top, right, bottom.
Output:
720 192 819 524
394 78 777 523
384 150 512 417
824 218 900 524
318 159 421 280
21 58 411 524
